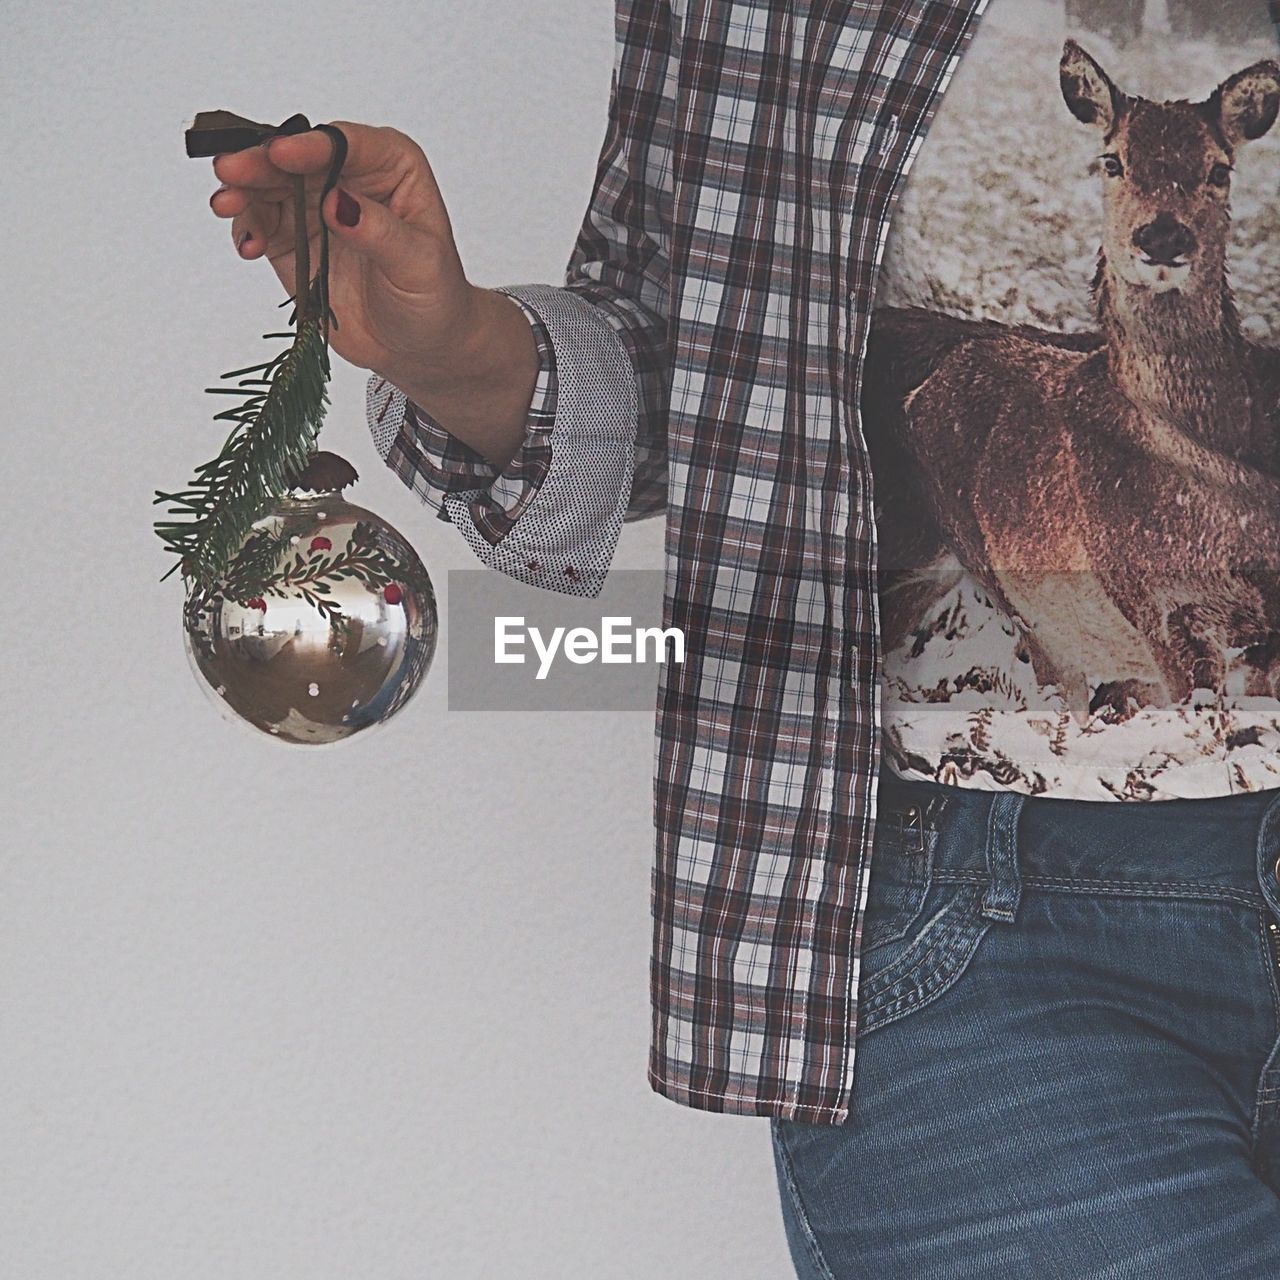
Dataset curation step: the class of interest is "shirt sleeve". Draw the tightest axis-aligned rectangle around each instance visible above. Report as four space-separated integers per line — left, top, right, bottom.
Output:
365 289 552 521
366 0 678 596
366 285 636 597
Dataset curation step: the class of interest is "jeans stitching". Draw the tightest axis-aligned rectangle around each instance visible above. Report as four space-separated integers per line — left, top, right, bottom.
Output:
860 928 986 1031
1251 908 1280 1151
863 829 935 951
859 888 973 1006
930 870 1263 907
860 886 990 1030
981 793 1023 922
771 1122 838 1280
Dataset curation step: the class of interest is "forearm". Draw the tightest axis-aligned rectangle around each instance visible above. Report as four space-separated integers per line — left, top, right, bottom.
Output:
368 282 639 596
380 286 540 470
369 0 677 592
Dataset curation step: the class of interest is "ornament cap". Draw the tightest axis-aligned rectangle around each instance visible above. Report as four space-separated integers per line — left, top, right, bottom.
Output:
286 451 359 496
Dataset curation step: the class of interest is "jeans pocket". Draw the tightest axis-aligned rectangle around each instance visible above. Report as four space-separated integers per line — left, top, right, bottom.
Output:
856 881 992 1038
860 809 934 952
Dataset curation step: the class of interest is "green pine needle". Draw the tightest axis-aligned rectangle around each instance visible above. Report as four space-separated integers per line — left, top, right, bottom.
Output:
154 318 331 591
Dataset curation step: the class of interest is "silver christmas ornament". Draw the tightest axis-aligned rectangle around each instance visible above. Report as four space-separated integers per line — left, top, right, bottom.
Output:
183 453 437 745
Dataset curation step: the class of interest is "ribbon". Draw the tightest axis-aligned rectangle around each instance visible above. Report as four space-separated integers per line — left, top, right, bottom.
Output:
185 111 348 345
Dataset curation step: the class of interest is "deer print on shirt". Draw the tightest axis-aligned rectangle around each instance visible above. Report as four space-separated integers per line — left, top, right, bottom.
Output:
864 41 1280 723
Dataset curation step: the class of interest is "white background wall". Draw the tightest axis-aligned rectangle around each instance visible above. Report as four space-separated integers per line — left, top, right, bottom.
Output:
0 3 793 1275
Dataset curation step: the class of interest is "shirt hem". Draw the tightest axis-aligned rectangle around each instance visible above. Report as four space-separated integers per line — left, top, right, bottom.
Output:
646 1066 851 1126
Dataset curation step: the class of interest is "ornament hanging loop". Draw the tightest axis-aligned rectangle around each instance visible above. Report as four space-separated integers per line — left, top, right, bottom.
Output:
311 123 348 350
291 173 311 327
287 122 347 350
282 120 348 355
183 110 347 346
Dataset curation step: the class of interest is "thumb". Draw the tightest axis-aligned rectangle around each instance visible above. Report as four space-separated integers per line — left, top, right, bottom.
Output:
323 186 453 290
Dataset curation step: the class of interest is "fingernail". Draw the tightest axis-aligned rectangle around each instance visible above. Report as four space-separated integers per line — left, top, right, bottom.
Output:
335 188 361 228
210 185 229 207
236 229 252 253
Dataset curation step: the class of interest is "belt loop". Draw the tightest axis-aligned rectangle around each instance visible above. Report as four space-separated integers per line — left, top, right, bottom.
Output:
982 792 1025 924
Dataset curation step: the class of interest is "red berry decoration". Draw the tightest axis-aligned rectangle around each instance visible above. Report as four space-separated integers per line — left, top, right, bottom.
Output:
383 583 404 606
309 536 332 552
245 597 267 612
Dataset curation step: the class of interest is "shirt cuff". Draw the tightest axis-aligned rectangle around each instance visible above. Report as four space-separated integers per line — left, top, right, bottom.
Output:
366 283 638 596
365 288 557 543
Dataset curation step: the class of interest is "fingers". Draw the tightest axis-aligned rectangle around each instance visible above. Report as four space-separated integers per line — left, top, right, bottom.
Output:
209 121 451 285
212 144 285 189
213 178 283 253
230 200 284 260
229 212 261 260
320 185 452 292
211 122 439 242
264 121 420 182
215 122 409 188
210 184 253 217
231 216 260 259
210 181 294 222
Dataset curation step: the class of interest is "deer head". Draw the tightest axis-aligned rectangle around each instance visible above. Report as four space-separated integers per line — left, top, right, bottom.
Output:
1060 40 1280 300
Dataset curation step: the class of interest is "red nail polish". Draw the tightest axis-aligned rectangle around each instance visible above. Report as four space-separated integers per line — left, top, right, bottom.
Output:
335 188 360 228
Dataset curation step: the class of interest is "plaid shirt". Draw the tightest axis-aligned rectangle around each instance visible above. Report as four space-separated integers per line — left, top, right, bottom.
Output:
370 0 1059 1125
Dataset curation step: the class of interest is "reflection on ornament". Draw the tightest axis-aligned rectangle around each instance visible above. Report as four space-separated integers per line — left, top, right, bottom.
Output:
182 453 437 745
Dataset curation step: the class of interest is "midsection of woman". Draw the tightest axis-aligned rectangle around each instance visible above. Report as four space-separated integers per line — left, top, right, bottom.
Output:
774 4 1280 1275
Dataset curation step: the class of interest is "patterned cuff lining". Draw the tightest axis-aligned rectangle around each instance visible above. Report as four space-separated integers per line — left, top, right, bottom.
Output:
366 282 638 598
366 292 559 537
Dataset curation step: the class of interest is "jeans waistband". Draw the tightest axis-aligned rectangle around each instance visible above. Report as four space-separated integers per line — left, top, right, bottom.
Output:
876 772 1280 911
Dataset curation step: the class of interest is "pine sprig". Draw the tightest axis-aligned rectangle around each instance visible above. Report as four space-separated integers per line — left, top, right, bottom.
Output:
153 317 330 591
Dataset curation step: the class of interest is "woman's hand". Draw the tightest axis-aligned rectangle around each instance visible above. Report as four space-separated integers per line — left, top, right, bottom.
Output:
211 122 471 381
208 122 537 467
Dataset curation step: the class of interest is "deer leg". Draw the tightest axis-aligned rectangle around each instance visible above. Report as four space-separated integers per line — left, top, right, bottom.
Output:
994 569 1166 723
1161 603 1227 698
1088 678 1165 720
1236 634 1280 699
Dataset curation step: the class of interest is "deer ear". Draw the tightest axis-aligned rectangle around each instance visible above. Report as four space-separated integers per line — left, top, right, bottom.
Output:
1061 40 1120 132
1213 60 1280 146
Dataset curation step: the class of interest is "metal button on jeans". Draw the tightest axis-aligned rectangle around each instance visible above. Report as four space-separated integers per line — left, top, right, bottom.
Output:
895 806 925 855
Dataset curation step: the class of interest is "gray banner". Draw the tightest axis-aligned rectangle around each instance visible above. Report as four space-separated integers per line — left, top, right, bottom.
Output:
447 570 677 711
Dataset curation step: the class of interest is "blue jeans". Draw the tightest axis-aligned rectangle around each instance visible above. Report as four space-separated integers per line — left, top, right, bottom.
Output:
772 773 1280 1279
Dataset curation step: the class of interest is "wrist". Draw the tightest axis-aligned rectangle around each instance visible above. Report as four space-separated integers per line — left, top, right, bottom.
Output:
384 286 532 401
378 286 540 469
